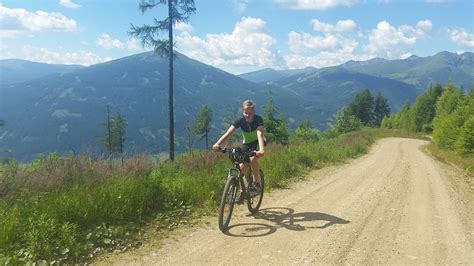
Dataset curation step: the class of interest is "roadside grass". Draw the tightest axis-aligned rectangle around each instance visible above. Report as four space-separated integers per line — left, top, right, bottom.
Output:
1 128 463 263
424 144 474 176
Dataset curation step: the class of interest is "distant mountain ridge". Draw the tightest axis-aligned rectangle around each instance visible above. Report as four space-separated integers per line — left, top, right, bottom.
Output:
238 67 317 83
342 51 474 89
2 51 469 162
0 59 83 85
239 51 474 90
0 52 304 161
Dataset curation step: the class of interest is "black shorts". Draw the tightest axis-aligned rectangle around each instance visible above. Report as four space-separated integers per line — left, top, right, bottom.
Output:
242 140 259 153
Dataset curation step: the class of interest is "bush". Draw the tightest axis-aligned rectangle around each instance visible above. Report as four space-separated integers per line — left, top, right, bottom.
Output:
456 116 474 154
24 214 78 262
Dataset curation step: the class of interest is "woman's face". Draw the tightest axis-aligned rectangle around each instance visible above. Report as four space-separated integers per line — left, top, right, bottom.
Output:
243 106 255 122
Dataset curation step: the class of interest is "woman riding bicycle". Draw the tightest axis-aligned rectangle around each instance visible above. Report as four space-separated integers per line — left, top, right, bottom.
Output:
212 100 265 190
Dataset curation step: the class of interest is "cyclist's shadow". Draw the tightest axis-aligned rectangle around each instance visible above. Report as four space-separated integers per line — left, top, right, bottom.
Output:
224 207 349 237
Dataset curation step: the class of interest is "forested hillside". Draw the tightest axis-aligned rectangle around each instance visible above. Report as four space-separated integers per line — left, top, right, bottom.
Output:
381 82 473 155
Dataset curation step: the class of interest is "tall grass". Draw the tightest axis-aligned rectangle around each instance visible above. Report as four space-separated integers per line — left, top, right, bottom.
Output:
0 129 379 263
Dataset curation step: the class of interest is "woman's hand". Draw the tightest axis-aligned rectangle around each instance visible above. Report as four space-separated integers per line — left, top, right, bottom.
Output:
212 144 221 152
255 150 265 158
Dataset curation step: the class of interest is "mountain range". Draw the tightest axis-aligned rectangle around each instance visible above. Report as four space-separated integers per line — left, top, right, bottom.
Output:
0 59 83 85
0 51 473 161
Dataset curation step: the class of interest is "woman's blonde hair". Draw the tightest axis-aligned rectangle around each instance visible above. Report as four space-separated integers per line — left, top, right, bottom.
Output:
242 100 255 110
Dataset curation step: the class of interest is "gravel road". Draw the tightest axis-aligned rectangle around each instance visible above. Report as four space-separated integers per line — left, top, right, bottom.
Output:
105 138 473 265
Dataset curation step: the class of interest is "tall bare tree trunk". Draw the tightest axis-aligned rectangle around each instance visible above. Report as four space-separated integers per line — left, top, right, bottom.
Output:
168 0 175 161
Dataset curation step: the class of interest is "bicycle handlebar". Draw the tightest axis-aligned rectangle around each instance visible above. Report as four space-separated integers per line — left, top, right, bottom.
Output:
217 147 257 163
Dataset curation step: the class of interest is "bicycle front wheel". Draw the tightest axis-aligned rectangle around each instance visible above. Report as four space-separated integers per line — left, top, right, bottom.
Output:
247 170 264 214
218 176 238 231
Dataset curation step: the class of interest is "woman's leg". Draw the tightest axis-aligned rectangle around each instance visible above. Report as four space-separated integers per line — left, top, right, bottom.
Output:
250 156 260 183
240 163 248 184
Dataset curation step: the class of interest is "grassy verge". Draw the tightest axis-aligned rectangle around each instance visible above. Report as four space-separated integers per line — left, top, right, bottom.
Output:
425 144 474 176
0 128 455 263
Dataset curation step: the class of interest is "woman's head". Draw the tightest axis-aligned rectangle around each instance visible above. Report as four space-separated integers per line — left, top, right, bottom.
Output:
242 100 255 122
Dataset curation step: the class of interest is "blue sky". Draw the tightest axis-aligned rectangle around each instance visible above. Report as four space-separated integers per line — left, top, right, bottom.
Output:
1 0 473 74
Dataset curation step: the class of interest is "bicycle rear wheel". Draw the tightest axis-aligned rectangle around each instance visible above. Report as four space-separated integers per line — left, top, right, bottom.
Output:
218 176 238 231
247 170 264 214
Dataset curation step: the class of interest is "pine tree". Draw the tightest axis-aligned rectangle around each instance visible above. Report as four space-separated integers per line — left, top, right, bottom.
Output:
263 89 289 145
373 92 390 127
129 0 196 161
113 112 127 165
100 106 127 165
347 89 374 126
432 83 466 150
193 105 212 149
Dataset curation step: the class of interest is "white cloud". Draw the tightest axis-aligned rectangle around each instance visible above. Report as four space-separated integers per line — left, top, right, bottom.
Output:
0 43 15 59
20 45 110 66
127 38 141 50
275 0 358 10
59 0 81 9
416 20 432 32
286 31 358 68
285 46 356 69
0 5 77 38
450 28 474 49
312 19 357 33
285 18 360 68
175 17 281 71
96 33 124 49
289 32 341 53
364 20 431 59
175 22 194 33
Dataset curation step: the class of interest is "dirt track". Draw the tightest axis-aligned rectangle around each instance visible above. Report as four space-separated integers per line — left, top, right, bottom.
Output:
105 138 473 264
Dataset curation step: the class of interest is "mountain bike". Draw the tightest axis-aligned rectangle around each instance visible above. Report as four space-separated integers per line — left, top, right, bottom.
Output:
217 147 265 232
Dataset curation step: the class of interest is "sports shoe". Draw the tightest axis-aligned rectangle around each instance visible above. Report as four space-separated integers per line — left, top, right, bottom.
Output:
248 182 261 197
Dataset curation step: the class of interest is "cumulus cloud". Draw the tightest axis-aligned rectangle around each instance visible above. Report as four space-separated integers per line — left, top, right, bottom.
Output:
59 0 81 9
96 34 143 51
0 5 77 38
275 0 358 10
96 34 124 49
127 38 141 50
450 28 474 49
175 17 281 71
311 19 357 33
364 20 432 59
175 22 194 33
284 18 360 68
20 45 110 66
285 44 358 69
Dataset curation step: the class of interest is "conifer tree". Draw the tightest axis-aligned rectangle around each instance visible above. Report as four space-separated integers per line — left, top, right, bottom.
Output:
129 0 196 161
193 105 212 149
263 89 289 145
100 106 127 164
347 89 374 126
373 92 390 127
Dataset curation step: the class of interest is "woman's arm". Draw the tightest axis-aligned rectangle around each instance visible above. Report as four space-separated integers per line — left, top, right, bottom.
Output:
212 125 236 151
256 126 265 157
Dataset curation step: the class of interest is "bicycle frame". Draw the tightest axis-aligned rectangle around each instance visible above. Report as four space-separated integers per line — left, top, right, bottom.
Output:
227 160 252 200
